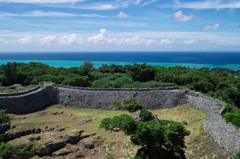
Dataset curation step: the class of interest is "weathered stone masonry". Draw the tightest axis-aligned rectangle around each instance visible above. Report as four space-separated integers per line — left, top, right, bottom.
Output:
0 82 239 154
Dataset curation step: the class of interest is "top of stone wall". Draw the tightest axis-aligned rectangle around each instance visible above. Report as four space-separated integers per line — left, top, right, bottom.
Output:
53 84 185 91
0 84 26 91
0 86 40 97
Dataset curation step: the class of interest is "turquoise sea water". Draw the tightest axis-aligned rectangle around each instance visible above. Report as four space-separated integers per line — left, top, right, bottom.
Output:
1 60 240 70
1 52 240 70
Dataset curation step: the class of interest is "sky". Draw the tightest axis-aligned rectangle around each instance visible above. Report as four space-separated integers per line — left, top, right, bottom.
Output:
0 0 240 52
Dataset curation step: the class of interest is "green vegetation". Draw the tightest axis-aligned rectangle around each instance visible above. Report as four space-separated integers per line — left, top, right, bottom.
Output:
0 89 20 94
1 62 240 127
0 110 10 124
112 101 123 109
222 113 240 128
4 104 233 158
0 142 43 159
99 99 190 159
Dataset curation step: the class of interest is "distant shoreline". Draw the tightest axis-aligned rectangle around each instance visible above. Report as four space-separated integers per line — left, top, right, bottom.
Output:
0 60 240 70
1 52 240 70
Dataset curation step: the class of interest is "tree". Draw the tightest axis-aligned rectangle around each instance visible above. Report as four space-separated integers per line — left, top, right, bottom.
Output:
99 99 190 159
62 76 92 87
127 63 156 82
83 61 94 68
2 62 17 86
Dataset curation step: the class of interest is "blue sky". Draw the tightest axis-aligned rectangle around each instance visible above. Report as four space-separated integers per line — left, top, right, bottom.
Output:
0 0 240 52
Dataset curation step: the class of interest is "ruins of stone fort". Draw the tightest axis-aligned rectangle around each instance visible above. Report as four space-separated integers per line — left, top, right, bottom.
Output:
0 82 239 154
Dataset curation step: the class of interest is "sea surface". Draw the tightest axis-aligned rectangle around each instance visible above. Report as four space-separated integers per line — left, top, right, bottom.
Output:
0 52 240 70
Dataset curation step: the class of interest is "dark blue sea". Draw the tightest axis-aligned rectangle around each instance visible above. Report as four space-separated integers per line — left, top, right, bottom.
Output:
0 52 240 70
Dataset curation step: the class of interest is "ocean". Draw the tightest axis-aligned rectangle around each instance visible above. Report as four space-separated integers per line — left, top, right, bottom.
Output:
0 52 240 70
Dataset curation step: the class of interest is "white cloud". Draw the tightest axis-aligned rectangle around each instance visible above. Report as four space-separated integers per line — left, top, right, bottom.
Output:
65 0 143 10
40 36 56 45
0 0 84 4
174 0 180 4
159 39 175 45
87 29 109 44
76 4 120 10
141 0 156 6
0 38 7 45
0 10 106 18
172 10 193 22
182 39 198 45
200 23 221 31
0 29 239 49
162 0 240 9
136 0 142 5
117 11 129 18
18 36 32 45
58 34 82 45
117 36 145 45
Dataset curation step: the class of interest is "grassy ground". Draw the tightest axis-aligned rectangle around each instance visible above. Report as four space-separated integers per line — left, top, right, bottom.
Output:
6 104 234 159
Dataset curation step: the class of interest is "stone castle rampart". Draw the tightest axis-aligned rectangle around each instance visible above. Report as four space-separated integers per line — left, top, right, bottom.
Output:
0 86 58 114
0 83 239 154
0 86 40 97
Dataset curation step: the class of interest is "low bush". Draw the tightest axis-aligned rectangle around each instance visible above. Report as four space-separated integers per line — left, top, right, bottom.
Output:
0 110 10 124
62 76 91 87
99 99 190 159
112 101 123 109
222 112 240 128
0 142 43 158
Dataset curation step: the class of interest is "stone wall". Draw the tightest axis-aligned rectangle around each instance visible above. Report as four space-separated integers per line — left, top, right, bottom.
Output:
203 110 240 154
185 90 226 114
0 86 58 114
0 83 239 154
57 85 188 110
0 86 40 97
0 84 27 91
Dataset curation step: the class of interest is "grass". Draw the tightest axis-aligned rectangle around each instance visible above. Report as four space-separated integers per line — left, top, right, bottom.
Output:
5 104 234 159
0 89 21 93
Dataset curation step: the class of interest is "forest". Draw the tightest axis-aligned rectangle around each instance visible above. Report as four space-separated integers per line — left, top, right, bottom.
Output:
0 61 240 126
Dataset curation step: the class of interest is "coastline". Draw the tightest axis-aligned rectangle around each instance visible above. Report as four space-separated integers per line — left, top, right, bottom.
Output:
0 60 240 70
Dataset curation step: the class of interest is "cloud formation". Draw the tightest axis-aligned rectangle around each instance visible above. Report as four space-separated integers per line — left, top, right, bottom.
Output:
40 36 56 45
66 0 149 10
87 29 109 44
0 0 84 4
141 0 156 6
117 11 129 18
18 36 32 45
0 29 219 48
0 10 106 18
164 0 240 9
173 10 193 22
59 34 82 45
200 23 221 31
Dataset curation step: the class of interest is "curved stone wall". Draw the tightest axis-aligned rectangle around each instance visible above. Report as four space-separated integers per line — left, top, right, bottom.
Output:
0 83 239 154
0 86 58 114
203 110 240 154
0 86 40 97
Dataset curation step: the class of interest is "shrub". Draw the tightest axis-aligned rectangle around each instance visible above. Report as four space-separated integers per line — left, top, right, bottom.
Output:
0 110 10 124
42 76 64 84
0 142 42 158
99 99 190 159
112 101 123 109
62 76 91 87
139 109 152 121
124 104 144 113
223 112 240 128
